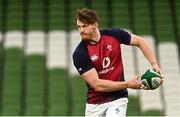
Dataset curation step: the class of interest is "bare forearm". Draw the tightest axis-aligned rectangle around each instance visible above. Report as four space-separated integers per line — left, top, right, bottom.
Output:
82 69 128 92
91 76 143 92
138 40 157 65
93 79 128 92
130 34 158 65
82 68 142 93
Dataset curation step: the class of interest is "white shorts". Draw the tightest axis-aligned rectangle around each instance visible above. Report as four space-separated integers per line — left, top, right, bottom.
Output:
85 97 128 117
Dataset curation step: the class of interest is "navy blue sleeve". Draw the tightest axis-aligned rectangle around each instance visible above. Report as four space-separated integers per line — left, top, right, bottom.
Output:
72 41 94 75
100 28 131 45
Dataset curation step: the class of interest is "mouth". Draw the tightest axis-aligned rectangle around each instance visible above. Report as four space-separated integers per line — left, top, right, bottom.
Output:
81 34 88 37
81 33 87 35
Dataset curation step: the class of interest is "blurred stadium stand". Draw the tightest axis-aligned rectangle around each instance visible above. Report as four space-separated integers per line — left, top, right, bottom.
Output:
0 0 180 116
159 43 180 115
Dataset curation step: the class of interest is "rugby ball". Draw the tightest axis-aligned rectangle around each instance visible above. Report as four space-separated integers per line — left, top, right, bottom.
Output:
141 69 162 90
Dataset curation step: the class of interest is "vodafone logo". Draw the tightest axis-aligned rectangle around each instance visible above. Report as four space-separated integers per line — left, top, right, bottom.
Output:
102 57 110 69
99 57 114 74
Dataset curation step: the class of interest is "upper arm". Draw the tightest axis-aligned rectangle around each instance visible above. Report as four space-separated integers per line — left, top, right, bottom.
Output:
73 43 94 75
130 34 146 47
81 68 99 88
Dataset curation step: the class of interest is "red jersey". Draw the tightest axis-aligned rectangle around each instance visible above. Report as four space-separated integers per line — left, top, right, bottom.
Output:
73 28 131 104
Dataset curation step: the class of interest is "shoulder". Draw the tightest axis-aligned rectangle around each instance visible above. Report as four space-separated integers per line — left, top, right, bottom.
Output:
100 28 129 36
72 41 94 75
73 40 87 60
100 28 131 45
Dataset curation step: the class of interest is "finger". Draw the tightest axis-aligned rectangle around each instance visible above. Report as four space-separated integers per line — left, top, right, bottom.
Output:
140 84 149 90
142 86 149 90
153 68 164 78
160 73 164 79
160 78 164 85
136 74 141 80
158 70 164 80
154 68 160 74
158 70 163 76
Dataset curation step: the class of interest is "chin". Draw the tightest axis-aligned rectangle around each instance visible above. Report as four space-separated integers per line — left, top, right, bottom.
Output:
82 38 89 41
81 36 89 40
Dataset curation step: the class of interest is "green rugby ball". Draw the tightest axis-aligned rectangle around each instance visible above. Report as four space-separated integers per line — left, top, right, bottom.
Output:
141 69 161 90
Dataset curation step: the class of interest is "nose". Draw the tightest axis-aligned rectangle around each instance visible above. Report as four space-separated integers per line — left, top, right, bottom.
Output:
79 27 84 33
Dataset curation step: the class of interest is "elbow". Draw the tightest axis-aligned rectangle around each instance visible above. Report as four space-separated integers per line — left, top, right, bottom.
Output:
131 34 147 48
136 39 144 48
92 82 106 92
94 86 105 92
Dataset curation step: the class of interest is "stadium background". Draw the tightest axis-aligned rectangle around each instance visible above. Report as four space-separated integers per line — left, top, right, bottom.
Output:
0 0 180 116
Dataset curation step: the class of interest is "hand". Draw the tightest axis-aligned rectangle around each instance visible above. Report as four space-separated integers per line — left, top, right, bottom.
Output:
126 74 145 89
151 63 164 85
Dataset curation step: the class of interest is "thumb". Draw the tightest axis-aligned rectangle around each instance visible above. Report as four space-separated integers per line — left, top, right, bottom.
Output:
135 74 141 80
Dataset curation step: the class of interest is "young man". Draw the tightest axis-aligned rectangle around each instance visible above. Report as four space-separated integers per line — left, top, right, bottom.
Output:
72 8 163 117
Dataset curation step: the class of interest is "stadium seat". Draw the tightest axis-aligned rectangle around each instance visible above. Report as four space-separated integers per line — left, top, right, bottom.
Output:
48 68 68 115
48 31 66 69
1 0 180 116
2 32 23 116
0 32 2 42
137 36 163 113
70 30 81 75
158 42 180 116
133 0 151 35
121 44 138 96
91 1 108 28
2 48 22 115
72 75 86 115
154 0 174 42
4 31 23 48
2 31 47 114
112 0 129 29
49 0 66 30
6 1 23 31
25 54 45 115
28 1 44 31
26 31 45 55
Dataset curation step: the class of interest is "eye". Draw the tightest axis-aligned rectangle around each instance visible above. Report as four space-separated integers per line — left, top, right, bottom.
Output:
82 25 86 28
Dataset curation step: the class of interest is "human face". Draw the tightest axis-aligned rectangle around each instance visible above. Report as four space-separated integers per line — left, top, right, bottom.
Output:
76 19 97 40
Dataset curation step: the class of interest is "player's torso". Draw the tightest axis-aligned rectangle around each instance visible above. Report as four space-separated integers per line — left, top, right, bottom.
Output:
86 35 123 81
